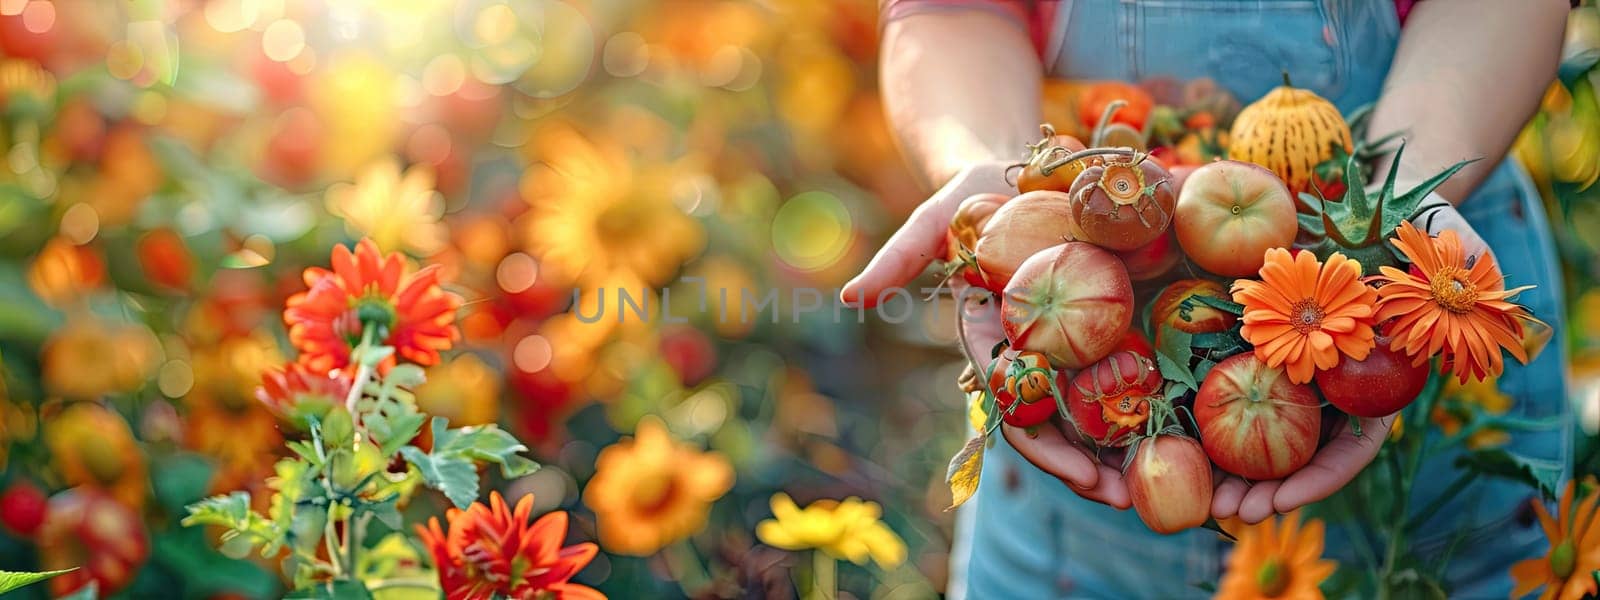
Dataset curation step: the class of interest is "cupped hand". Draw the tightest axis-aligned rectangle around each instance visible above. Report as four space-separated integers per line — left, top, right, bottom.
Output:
1213 198 1492 523
840 161 1015 308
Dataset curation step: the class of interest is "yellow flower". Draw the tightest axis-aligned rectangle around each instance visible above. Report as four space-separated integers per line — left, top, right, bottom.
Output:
1216 513 1336 600
326 159 447 256
415 353 501 427
519 122 705 287
756 493 907 568
45 402 148 510
583 417 733 555
1431 376 1513 449
1511 480 1600 600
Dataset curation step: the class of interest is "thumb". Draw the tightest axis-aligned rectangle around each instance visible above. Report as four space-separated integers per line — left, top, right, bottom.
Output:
841 177 975 308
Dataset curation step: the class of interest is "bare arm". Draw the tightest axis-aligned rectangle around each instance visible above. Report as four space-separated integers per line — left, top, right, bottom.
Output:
1366 0 1567 202
880 9 1042 188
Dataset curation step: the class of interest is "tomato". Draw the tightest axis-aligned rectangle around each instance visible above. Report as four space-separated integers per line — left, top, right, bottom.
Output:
946 193 1010 264
1068 157 1177 251
1126 435 1213 534
1314 340 1429 418
1078 81 1155 133
1017 135 1089 194
0 481 47 537
972 191 1077 292
986 352 1061 428
1001 242 1133 369
1066 350 1161 446
1173 161 1298 278
1150 279 1239 338
1116 227 1181 283
1194 353 1322 480
1114 329 1155 359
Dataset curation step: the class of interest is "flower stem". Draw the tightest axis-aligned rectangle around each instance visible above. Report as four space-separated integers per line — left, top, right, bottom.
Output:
811 550 836 600
365 578 439 592
344 324 377 415
664 538 712 596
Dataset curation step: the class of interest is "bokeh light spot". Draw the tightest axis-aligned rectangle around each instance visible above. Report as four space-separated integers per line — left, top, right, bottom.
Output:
473 3 518 45
60 203 100 245
20 0 53 34
513 334 553 373
771 191 852 271
106 41 145 81
261 19 305 62
496 252 539 294
157 360 194 398
0 0 23 17
601 32 647 77
422 54 467 96
204 0 261 33
132 91 168 125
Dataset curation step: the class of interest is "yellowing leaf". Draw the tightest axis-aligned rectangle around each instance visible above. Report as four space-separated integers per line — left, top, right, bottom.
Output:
945 435 985 511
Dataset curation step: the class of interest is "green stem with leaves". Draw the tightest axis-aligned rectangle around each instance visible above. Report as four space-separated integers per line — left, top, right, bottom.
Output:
345 324 378 414
810 550 836 600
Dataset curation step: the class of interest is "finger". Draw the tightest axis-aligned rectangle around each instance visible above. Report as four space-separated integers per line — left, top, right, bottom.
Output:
1211 475 1249 520
1072 463 1132 509
1003 423 1099 490
842 181 970 308
1238 480 1282 524
1273 415 1392 513
954 286 1005 360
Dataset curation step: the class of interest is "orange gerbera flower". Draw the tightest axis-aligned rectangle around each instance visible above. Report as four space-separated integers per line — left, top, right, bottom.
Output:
1510 480 1600 600
284 239 460 373
256 362 352 428
1371 222 1533 383
583 417 734 556
1232 249 1378 384
1215 512 1336 600
417 492 604 600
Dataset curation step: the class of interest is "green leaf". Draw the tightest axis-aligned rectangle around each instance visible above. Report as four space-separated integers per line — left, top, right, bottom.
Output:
383 364 426 389
1155 326 1198 391
322 409 356 455
1453 448 1562 500
400 445 479 510
183 492 283 558
432 419 540 479
944 435 985 511
0 569 78 594
366 410 428 458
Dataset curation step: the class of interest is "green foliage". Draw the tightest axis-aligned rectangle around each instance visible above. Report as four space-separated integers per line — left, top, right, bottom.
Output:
1454 448 1563 501
182 492 283 559
0 569 77 595
400 417 539 509
1302 143 1475 275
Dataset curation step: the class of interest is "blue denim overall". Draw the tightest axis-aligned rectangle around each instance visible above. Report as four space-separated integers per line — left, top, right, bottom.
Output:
951 2 1572 598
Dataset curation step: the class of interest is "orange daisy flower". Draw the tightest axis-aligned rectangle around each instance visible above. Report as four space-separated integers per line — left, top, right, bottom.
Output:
284 239 460 373
1510 480 1600 600
417 492 605 600
255 362 352 428
1215 512 1336 600
1231 248 1378 384
1371 221 1532 383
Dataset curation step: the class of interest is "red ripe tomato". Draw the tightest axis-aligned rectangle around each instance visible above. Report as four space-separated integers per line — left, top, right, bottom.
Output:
1078 81 1155 132
1315 340 1429 418
1115 229 1180 282
0 481 47 537
1194 353 1322 479
1001 242 1133 369
1126 435 1213 534
1114 329 1155 359
946 193 1010 264
1173 161 1298 278
1066 350 1161 447
1017 135 1089 194
1068 157 1177 251
972 191 1077 292
986 352 1060 428
1151 279 1239 339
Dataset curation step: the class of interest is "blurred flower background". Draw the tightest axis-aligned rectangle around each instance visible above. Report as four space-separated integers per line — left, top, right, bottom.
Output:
0 0 1596 598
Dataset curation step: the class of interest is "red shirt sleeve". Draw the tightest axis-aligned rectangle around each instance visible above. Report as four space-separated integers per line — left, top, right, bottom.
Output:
880 1 1058 61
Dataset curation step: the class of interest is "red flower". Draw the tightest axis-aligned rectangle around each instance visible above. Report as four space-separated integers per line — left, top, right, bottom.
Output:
284 239 460 373
256 362 352 426
417 492 604 600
